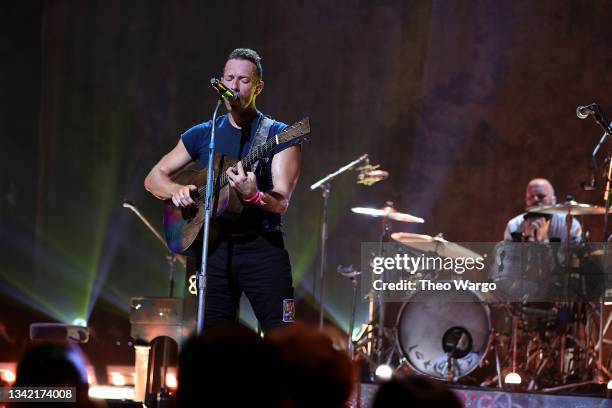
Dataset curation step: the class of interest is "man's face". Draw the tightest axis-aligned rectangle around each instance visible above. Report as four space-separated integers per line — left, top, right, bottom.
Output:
221 59 263 111
524 181 555 209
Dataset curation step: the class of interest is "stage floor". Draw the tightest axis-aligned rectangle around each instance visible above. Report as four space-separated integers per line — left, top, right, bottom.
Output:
358 383 612 408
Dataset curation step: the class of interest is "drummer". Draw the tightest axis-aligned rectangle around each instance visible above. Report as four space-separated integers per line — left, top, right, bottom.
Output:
504 178 581 243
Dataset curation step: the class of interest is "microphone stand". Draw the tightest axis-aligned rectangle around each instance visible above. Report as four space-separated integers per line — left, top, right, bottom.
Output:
549 108 612 393
581 107 612 384
196 98 223 335
592 108 612 242
583 129 608 192
310 154 369 329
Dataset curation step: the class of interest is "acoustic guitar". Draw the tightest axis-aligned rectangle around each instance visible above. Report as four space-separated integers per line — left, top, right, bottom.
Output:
163 117 310 256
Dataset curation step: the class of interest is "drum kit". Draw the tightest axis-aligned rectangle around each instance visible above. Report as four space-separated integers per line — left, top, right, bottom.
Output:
344 199 612 392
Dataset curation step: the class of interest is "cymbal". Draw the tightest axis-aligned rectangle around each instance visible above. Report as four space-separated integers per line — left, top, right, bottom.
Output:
528 200 612 216
390 232 481 259
351 206 425 223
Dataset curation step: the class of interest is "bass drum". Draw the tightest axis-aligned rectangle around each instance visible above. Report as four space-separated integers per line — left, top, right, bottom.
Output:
396 288 500 381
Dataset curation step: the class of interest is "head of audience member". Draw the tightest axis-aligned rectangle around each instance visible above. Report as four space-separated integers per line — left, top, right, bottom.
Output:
177 322 284 407
266 323 356 408
372 375 462 408
10 341 93 408
524 178 556 210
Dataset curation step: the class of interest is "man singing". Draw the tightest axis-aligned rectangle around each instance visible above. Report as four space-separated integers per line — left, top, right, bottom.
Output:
145 48 300 330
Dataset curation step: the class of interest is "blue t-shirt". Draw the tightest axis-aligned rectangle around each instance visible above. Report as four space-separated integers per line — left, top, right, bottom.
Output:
181 111 292 234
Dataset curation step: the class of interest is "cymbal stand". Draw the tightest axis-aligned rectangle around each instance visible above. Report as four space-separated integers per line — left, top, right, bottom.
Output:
495 343 504 388
527 335 559 391
348 204 396 366
374 210 394 364
310 154 369 329
510 315 519 389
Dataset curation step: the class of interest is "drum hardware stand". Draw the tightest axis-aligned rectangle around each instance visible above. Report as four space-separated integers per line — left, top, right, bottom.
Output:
337 265 361 360
527 333 561 391
352 317 396 364
350 201 400 366
350 289 380 364
352 330 402 382
446 357 459 382
539 300 609 392
373 330 401 380
310 154 370 329
495 343 503 388
479 338 506 389
352 315 399 369
374 207 394 364
508 315 519 390
123 200 184 404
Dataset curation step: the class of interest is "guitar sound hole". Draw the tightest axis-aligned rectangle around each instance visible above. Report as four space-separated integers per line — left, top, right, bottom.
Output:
181 206 198 220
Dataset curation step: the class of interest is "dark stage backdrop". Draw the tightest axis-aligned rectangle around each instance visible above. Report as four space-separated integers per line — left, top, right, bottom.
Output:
2 0 612 355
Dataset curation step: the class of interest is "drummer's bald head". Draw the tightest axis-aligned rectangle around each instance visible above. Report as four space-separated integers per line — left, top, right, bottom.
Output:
525 178 556 209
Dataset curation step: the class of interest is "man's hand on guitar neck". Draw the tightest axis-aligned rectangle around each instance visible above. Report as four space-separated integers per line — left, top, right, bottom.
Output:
226 161 257 199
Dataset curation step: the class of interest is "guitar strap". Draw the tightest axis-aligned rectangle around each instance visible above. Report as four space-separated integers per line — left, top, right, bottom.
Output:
247 115 274 170
252 115 274 152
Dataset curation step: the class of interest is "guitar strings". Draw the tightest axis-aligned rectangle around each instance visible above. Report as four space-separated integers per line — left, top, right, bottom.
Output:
192 119 307 204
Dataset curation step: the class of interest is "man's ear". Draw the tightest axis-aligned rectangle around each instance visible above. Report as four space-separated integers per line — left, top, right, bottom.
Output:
255 80 265 96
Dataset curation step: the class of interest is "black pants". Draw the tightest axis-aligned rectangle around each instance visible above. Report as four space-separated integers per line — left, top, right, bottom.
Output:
204 231 294 331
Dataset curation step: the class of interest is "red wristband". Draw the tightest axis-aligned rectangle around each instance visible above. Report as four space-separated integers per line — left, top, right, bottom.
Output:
243 190 266 206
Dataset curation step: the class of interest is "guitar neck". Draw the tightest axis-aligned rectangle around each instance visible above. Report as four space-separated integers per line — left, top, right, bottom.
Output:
197 116 309 197
219 138 276 188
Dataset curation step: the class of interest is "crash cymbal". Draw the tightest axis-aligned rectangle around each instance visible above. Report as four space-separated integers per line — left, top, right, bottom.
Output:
528 200 612 216
351 206 425 223
390 232 481 259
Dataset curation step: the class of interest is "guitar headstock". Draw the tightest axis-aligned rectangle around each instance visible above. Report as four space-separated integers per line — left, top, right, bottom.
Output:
276 117 311 145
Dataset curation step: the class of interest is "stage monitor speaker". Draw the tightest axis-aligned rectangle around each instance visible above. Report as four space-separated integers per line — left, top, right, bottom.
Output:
29 323 89 343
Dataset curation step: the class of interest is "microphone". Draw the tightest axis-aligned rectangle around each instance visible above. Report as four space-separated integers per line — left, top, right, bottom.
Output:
210 78 237 102
576 103 599 119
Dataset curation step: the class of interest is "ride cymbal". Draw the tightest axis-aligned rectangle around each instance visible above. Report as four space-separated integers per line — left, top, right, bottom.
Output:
528 200 612 216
